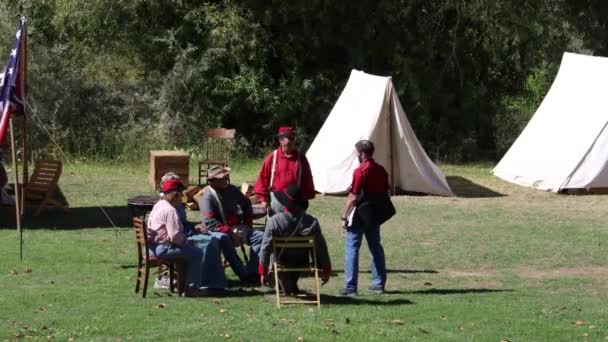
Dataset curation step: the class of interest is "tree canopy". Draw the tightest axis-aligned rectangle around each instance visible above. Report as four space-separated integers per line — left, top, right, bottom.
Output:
0 0 603 161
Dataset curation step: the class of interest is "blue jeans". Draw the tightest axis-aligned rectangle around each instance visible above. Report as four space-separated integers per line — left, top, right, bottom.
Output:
152 243 203 289
188 234 227 289
344 223 387 291
210 230 264 280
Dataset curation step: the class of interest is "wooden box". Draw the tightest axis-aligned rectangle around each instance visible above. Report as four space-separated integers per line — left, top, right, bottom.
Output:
149 150 190 189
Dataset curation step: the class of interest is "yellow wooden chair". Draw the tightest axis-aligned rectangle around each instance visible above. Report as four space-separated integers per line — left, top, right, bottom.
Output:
272 236 321 308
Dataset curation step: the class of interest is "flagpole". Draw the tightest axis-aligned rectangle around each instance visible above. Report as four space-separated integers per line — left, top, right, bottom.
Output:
9 117 22 260
20 17 27 214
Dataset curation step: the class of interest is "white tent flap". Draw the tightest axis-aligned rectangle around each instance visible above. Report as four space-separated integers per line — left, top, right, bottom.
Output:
493 52 608 192
307 70 454 196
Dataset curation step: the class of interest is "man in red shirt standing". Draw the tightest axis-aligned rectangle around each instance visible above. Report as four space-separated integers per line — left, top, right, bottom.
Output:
254 126 315 215
339 140 389 296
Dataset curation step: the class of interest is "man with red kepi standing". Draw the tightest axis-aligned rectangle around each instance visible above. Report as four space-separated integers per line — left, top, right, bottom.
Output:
339 140 390 296
254 126 315 216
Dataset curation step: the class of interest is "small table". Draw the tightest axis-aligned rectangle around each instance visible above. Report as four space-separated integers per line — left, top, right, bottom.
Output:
127 195 159 219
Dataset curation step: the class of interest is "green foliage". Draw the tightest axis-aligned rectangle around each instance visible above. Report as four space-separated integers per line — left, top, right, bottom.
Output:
494 64 557 158
0 0 602 161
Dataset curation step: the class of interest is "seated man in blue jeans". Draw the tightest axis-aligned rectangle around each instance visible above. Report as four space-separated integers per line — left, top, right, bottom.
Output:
158 172 226 290
147 178 203 297
199 165 264 282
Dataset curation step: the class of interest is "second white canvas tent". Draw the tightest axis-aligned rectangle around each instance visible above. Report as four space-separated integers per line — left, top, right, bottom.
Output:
493 52 608 192
306 70 454 197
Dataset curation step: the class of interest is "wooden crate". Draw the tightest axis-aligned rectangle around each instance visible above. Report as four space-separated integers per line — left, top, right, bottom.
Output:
149 150 190 189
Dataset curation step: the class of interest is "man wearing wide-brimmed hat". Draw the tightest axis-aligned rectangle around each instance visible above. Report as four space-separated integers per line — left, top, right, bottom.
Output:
258 184 331 295
147 178 204 296
253 126 315 216
199 165 264 282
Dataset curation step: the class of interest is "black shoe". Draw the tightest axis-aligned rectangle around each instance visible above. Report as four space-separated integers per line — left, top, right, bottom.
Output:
367 285 384 294
338 288 357 297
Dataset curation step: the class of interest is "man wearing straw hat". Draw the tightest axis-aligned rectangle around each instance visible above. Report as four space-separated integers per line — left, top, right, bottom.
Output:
253 126 315 216
199 165 264 282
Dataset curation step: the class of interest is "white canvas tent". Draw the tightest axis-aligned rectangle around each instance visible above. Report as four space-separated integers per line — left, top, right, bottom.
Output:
306 70 454 197
493 52 608 192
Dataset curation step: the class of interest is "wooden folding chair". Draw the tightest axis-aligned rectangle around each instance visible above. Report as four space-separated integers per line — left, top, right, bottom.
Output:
24 160 69 216
133 218 185 298
198 128 235 186
272 236 321 308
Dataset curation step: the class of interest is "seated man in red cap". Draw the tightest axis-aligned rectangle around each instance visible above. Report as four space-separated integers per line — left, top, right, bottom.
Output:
199 165 264 282
147 178 203 296
258 184 331 295
253 126 315 216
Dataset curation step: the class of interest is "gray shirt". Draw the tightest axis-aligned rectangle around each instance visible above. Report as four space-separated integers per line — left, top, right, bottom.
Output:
259 210 331 272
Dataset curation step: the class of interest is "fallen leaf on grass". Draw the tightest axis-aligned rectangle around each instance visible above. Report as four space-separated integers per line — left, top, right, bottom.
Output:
213 299 221 304
574 321 585 326
219 309 227 313
583 333 589 337
500 340 512 342
281 318 295 325
38 306 46 312
222 333 231 339
391 320 405 325
14 332 22 338
589 326 596 329
440 316 447 320
155 303 167 309
297 337 304 342
24 267 32 273
9 269 18 275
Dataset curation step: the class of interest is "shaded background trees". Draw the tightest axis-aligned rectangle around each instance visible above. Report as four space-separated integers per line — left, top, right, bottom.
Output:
0 0 601 161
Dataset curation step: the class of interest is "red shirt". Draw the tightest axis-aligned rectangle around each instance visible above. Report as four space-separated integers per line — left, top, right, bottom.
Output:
254 148 315 203
349 158 389 195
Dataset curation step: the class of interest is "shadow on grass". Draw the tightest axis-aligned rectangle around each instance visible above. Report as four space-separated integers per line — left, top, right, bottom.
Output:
320 294 414 306
1 206 132 230
331 269 438 275
446 176 505 198
400 288 514 295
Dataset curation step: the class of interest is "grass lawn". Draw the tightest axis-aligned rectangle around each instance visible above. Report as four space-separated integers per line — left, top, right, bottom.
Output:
1 160 607 341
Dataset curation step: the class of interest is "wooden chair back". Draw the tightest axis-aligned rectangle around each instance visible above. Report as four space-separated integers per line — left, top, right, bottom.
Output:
272 235 321 308
133 217 149 267
24 160 69 215
203 128 235 163
199 128 236 185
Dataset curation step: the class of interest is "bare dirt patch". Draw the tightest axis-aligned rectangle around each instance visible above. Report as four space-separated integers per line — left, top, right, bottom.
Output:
444 269 497 278
517 266 608 279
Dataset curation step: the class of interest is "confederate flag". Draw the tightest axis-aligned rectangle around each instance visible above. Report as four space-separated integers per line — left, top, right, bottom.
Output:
0 18 27 146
